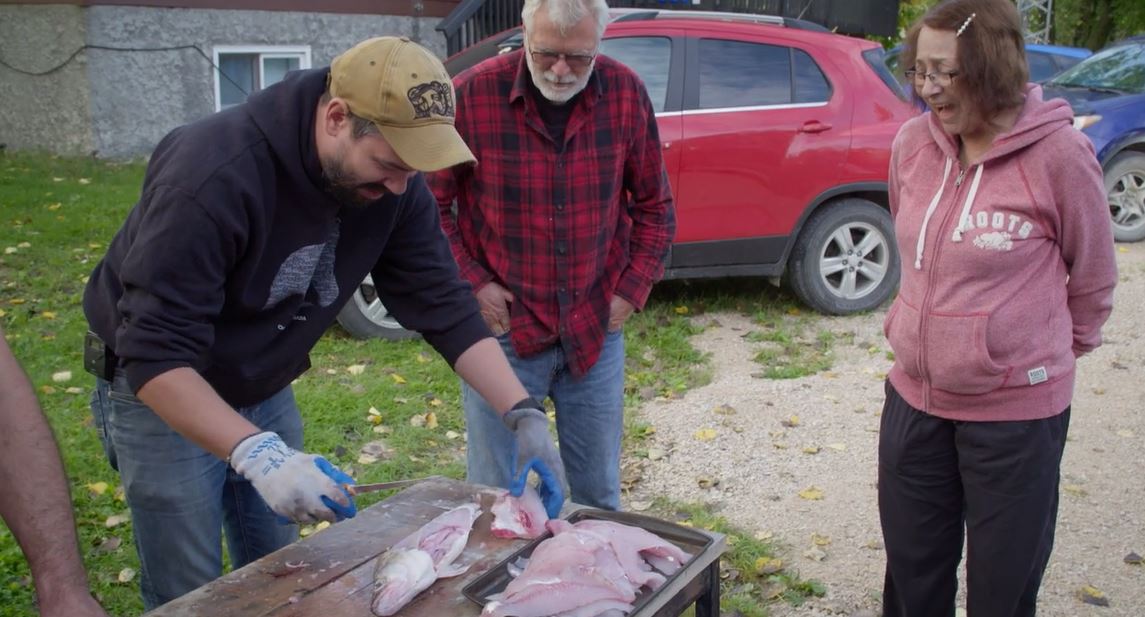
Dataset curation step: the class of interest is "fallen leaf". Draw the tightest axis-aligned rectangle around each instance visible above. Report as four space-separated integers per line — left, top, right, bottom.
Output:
415 352 431 364
346 364 366 375
0 309 6 318
51 370 72 382
446 430 461 440
798 486 825 501
630 500 652 512
1118 246 1129 253
754 556 783 574
647 447 666 461
802 446 820 455
393 396 409 404
428 397 442 407
425 412 439 429
357 454 378 465
408 455 422 463
372 425 392 434
754 530 773 541
803 546 826 561
1062 484 1087 497
1092 387 1105 395
87 482 109 495
299 525 316 537
47 203 62 210
811 533 831 546
315 521 331 532
96 536 122 553
3 247 17 255
359 441 393 460
1077 584 1110 606
325 369 337 375
773 442 789 449
1124 552 1142 565
117 568 136 583
39 385 56 395
10 298 26 305
40 311 56 320
52 177 64 182
114 485 125 502
367 414 383 425
1116 429 1135 438
781 415 800 428
696 475 718 489
409 413 426 427
824 442 847 451
78 178 91 184
65 387 83 394
390 373 407 385
712 404 736 415
105 513 130 528
694 428 717 441
368 406 381 416
674 305 689 315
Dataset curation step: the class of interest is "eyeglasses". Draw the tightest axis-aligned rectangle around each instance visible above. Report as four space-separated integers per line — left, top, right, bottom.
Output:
904 68 960 87
529 48 596 71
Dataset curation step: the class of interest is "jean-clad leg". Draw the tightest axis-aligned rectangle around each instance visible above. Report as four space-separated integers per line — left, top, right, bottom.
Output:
92 373 228 611
552 330 624 510
960 409 1070 617
91 375 302 610
878 381 963 617
462 334 558 490
222 386 302 569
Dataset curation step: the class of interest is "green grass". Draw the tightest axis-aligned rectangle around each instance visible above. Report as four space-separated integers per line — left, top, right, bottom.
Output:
0 152 824 616
744 308 847 379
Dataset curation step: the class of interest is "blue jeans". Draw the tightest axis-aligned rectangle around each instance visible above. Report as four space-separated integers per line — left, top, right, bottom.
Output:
463 330 625 510
90 372 301 610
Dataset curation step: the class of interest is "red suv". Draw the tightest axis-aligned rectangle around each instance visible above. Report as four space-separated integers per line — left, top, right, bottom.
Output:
337 10 915 339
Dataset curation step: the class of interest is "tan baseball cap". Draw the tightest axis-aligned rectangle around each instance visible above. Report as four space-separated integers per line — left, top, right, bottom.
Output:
328 36 475 172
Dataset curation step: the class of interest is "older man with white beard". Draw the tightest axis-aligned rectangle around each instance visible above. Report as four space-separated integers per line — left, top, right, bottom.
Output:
429 0 675 512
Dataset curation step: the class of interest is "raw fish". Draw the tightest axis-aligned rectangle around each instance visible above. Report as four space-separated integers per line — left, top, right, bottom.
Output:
372 502 481 615
490 485 549 539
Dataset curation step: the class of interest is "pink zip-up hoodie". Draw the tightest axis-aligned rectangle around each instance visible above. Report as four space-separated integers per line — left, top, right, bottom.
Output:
884 84 1117 421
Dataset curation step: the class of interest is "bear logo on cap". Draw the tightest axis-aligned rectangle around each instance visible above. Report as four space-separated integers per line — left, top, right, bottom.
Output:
407 81 454 119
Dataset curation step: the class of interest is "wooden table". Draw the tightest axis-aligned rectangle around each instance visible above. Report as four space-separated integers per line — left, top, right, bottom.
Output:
144 477 726 617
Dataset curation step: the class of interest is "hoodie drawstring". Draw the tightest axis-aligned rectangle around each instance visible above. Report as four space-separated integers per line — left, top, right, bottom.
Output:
915 157 952 270
951 164 984 242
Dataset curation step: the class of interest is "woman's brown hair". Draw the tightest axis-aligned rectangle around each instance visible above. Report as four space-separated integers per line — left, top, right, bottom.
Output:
902 0 1028 123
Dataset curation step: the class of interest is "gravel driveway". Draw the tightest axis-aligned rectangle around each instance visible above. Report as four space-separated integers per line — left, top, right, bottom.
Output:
624 242 1145 616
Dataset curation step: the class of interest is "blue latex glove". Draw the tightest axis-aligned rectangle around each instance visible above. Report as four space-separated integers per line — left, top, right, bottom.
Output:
503 405 567 518
230 432 358 524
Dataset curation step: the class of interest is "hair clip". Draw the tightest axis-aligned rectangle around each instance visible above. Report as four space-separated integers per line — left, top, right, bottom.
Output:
956 12 976 37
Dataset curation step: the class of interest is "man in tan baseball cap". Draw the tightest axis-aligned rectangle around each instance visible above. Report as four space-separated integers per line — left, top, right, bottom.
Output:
81 33 559 611
328 36 475 173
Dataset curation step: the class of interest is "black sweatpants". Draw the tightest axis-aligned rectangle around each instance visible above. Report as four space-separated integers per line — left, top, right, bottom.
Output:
878 381 1070 617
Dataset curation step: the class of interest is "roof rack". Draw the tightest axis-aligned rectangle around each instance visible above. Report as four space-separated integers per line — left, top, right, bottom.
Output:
609 8 829 32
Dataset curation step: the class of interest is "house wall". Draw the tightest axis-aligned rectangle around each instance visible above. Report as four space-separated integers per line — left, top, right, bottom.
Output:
86 5 447 158
0 5 95 155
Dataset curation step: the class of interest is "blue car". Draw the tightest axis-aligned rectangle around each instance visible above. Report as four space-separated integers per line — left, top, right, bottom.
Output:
1043 37 1145 242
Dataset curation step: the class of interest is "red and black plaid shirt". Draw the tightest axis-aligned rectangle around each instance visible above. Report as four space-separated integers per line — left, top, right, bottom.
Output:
429 50 675 376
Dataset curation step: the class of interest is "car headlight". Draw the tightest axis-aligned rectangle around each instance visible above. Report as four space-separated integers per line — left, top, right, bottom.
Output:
1072 114 1102 130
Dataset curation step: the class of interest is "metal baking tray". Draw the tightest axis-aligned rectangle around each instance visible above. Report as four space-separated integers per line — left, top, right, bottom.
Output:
462 508 714 612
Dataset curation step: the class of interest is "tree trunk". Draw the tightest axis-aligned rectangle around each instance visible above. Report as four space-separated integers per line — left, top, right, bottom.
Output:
1083 0 1116 50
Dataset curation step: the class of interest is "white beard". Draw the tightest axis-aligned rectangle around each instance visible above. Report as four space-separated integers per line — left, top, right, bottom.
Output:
524 50 593 104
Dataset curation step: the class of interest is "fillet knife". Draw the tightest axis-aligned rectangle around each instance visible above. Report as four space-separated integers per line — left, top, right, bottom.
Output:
342 477 433 496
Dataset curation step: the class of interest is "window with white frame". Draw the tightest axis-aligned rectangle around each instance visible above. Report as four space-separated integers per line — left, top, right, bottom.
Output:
213 46 312 111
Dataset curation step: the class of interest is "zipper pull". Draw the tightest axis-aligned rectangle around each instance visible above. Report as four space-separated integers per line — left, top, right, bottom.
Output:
955 168 967 186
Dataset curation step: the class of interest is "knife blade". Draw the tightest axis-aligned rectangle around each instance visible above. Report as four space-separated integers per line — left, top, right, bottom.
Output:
343 477 431 496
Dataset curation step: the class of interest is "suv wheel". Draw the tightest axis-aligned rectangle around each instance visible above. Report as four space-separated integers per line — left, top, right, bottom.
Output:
1106 151 1145 242
335 274 420 340
786 198 900 315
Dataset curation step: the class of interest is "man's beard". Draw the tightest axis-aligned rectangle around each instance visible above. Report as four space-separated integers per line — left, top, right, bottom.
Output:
525 51 592 104
321 144 385 209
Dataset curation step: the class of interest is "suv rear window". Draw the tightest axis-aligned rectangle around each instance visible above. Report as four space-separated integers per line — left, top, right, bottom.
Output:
863 47 909 101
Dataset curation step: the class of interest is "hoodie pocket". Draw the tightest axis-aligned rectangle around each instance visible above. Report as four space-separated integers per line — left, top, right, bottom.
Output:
885 298 922 380
923 312 1010 394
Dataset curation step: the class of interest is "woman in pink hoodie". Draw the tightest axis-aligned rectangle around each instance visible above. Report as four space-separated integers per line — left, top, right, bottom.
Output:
879 1 1117 615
